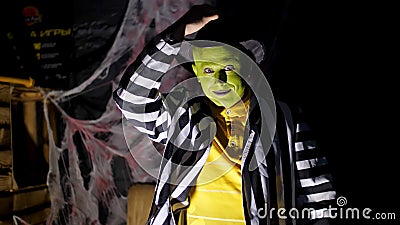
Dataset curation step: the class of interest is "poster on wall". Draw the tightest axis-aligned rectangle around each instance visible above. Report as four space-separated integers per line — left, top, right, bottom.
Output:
20 1 73 90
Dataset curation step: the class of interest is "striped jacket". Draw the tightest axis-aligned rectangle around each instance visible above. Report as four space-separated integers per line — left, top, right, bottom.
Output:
113 34 337 225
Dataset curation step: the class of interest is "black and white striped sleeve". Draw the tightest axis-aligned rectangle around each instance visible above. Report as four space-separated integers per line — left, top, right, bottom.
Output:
113 38 181 144
294 119 337 224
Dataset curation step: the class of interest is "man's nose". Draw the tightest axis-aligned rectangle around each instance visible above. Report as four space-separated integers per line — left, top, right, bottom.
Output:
218 69 227 83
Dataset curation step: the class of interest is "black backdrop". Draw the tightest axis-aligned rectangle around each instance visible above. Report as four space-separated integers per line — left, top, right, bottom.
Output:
292 1 399 224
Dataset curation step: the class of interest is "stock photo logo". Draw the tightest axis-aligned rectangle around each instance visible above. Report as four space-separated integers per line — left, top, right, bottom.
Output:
256 196 397 222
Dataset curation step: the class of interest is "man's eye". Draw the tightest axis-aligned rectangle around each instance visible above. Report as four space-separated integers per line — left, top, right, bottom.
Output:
224 65 235 71
204 68 214 73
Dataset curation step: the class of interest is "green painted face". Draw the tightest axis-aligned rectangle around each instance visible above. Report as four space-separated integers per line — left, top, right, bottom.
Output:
192 46 246 108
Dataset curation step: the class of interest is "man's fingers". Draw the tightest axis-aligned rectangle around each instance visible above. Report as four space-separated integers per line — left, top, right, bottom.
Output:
203 14 219 23
184 14 219 36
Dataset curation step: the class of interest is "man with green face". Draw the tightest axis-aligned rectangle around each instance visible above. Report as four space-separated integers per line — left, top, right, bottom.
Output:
192 45 246 108
184 44 250 225
114 4 336 225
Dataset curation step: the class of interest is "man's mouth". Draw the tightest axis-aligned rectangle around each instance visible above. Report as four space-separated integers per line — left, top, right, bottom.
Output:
212 89 231 96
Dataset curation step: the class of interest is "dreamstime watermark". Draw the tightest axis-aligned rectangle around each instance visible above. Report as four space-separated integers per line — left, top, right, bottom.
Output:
257 196 397 221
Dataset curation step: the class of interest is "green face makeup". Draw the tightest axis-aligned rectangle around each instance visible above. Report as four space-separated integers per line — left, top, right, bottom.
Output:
192 46 246 108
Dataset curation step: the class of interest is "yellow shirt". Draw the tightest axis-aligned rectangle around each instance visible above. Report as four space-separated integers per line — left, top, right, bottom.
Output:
186 92 250 225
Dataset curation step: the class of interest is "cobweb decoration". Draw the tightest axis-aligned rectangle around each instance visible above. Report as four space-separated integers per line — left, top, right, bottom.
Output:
39 0 213 224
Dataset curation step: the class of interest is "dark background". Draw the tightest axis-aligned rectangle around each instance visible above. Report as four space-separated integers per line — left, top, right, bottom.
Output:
291 1 399 224
295 0 398 208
